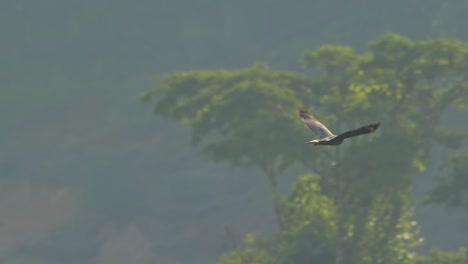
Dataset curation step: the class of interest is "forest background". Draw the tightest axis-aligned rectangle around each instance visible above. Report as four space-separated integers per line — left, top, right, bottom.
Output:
1 0 468 263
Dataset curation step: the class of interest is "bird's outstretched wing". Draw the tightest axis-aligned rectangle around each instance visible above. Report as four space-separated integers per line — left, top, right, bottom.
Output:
335 122 381 141
299 110 335 139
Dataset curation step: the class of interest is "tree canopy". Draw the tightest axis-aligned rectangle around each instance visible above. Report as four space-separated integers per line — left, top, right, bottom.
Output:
143 33 468 264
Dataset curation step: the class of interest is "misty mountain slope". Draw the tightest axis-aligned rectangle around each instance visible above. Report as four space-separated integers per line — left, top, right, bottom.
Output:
1 0 468 263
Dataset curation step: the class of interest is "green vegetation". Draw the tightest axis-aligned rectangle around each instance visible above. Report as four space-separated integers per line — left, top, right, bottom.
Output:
3 1 468 263
416 248 468 264
143 34 468 264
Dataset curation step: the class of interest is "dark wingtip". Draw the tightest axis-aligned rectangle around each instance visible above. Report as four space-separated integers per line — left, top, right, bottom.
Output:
298 109 310 118
371 122 381 130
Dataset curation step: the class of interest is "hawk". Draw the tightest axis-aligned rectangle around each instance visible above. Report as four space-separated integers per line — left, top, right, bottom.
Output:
299 110 381 146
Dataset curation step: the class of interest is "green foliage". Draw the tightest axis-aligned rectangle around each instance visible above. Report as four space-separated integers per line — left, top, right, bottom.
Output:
220 175 336 264
415 248 468 264
144 33 468 264
219 247 280 264
282 174 336 239
142 63 319 229
142 63 315 171
427 153 468 210
220 173 420 264
6 1 468 263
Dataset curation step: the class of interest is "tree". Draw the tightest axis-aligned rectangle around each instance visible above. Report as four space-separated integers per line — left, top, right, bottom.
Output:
141 63 319 230
296 33 468 264
143 33 468 264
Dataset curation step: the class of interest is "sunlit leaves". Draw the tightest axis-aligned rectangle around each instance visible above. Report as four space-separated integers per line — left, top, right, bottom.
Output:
282 174 336 239
219 246 280 264
354 195 421 264
303 45 370 120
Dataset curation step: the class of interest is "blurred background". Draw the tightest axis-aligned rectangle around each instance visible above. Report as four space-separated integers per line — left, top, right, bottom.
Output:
1 0 467 263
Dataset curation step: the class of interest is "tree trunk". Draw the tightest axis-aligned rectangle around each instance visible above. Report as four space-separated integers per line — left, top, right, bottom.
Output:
334 147 345 264
265 165 287 231
335 201 345 264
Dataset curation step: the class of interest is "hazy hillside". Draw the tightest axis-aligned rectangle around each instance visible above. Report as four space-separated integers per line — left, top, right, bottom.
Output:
1 1 467 263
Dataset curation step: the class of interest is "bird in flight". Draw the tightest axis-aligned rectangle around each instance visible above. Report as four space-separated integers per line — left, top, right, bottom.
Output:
299 110 381 146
